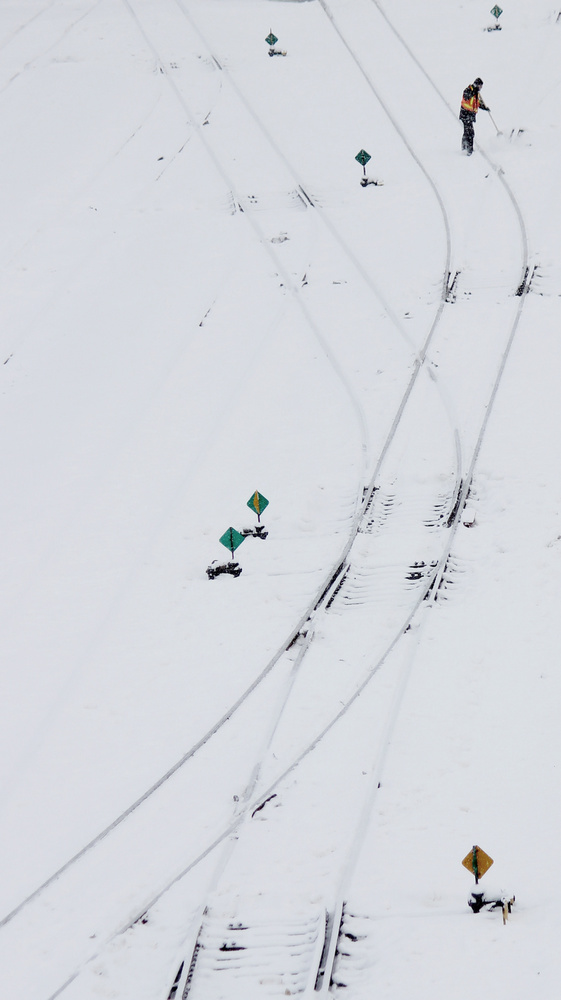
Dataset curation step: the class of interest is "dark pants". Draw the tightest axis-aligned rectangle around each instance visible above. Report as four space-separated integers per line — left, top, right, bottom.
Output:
460 111 475 154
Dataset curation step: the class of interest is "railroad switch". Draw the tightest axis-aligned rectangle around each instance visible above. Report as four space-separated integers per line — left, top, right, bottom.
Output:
468 892 515 923
240 524 269 540
206 560 242 580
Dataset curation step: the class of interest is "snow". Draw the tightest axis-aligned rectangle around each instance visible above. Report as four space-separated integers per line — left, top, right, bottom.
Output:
0 0 560 997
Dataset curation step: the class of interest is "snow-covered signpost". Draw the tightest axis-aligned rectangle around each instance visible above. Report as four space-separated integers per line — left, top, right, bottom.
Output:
355 149 383 187
355 148 371 183
241 490 269 539
207 527 245 579
266 31 286 57
488 5 503 30
462 845 515 923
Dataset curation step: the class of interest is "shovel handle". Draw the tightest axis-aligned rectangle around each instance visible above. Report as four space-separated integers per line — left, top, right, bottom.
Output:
487 110 502 135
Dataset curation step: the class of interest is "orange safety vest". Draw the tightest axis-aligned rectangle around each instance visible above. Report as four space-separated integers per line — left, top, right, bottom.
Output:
461 88 480 114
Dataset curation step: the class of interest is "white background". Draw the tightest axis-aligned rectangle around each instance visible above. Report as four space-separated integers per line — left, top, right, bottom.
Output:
0 1 560 997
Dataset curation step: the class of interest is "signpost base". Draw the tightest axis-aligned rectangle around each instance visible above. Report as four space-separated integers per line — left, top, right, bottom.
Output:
240 525 268 540
468 892 515 923
207 560 242 580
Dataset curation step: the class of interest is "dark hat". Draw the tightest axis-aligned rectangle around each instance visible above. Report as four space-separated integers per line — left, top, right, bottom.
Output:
474 77 483 87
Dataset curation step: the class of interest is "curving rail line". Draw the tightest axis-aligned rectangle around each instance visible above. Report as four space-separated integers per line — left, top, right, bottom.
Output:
0 0 458 939
156 2 532 998
3 1 532 997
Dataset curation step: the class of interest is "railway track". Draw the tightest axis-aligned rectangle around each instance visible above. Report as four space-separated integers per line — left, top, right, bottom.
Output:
0 1 532 997
157 2 531 999
2 0 456 941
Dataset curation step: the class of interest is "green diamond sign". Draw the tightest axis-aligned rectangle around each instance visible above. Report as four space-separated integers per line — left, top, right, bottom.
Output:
490 5 502 17
265 32 278 46
219 527 245 558
355 149 371 167
247 490 269 521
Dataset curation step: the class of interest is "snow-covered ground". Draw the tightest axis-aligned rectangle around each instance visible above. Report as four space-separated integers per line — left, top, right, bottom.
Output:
1 1 561 997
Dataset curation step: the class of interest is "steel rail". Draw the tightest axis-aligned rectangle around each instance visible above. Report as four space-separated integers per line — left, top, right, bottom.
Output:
17 9 499 999
161 1 532 995
313 2 531 993
32 13 477 998
83 1 477 996
33 0 468 989
0 0 459 944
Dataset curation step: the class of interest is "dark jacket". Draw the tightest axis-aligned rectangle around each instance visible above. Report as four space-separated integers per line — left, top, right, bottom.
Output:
460 84 488 119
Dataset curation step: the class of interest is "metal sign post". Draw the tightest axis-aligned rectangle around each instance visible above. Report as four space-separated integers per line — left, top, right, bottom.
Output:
355 149 382 187
265 32 286 56
355 148 371 181
488 5 503 29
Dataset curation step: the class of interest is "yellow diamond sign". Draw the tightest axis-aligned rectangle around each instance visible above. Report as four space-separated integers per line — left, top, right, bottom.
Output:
462 845 494 882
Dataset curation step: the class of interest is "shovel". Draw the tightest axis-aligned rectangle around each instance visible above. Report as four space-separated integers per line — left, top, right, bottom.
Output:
487 110 503 136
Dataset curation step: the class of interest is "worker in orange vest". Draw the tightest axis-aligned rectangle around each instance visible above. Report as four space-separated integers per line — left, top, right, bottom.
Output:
459 78 489 155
